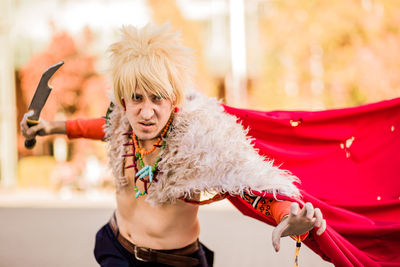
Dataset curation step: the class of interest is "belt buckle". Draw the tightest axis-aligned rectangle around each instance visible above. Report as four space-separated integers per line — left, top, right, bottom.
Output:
134 246 150 262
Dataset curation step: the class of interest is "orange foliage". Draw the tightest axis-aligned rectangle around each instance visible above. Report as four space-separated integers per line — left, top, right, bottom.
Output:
18 27 110 157
252 0 400 110
19 29 109 120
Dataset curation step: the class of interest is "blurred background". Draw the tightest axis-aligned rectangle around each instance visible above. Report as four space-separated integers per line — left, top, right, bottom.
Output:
0 0 399 266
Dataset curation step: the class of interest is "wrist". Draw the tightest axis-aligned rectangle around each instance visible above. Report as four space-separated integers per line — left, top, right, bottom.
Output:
49 121 67 135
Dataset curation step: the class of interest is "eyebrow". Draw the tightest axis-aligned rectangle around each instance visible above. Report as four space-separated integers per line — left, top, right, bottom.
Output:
133 93 161 99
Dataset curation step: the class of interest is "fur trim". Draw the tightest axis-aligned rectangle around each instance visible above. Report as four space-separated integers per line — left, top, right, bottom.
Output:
106 91 300 204
104 102 131 189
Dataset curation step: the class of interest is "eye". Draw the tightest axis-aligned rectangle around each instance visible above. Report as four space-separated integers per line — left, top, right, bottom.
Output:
152 95 163 102
132 94 143 101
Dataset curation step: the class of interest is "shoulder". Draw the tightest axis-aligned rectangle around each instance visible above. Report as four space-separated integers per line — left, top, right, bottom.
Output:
171 91 245 140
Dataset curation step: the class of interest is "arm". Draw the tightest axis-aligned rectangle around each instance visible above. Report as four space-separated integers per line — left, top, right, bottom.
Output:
241 193 325 252
20 111 67 138
20 111 106 141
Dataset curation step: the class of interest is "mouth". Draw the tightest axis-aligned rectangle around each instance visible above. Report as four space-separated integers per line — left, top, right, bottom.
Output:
138 122 156 129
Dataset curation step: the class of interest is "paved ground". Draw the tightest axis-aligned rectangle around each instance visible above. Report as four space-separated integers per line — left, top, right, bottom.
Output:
0 201 333 267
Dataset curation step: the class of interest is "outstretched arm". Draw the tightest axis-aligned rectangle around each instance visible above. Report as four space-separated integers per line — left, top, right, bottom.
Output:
20 111 106 141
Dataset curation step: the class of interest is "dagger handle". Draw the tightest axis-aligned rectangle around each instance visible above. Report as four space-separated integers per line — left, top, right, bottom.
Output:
25 138 36 149
24 120 38 149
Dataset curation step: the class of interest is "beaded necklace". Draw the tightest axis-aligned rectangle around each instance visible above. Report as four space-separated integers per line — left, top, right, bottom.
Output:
133 141 165 198
124 116 173 198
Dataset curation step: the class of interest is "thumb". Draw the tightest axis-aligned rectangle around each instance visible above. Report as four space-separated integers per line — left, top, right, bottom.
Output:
24 111 34 119
272 227 282 252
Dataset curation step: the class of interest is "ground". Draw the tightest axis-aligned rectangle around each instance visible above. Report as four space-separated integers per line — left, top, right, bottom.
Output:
0 193 333 267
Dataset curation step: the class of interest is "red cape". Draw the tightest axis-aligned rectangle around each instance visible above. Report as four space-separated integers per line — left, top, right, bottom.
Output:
66 97 400 266
223 98 400 267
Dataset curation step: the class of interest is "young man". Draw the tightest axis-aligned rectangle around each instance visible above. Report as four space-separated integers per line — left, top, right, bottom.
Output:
21 24 325 267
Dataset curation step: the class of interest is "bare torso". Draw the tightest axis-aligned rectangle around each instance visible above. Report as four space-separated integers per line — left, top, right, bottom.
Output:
115 147 200 250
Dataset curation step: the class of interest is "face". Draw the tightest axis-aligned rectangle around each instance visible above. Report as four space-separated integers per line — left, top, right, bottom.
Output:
124 88 174 142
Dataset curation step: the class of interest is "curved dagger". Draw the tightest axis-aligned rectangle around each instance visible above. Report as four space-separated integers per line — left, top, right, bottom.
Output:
25 61 64 149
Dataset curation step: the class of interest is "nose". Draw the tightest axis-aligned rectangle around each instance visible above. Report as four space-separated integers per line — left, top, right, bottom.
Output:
140 98 155 119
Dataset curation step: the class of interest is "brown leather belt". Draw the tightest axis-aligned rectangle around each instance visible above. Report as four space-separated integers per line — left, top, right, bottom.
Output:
109 212 200 267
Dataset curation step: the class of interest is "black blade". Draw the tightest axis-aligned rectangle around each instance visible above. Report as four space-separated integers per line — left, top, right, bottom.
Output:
27 61 64 121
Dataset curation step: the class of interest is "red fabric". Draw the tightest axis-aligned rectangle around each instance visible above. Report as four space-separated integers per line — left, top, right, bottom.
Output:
65 97 400 266
66 118 106 140
223 97 400 267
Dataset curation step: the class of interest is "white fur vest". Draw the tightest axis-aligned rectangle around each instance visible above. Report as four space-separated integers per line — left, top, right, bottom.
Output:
105 91 300 206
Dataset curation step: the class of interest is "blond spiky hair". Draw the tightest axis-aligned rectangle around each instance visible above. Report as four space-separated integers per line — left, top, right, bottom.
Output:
108 23 194 107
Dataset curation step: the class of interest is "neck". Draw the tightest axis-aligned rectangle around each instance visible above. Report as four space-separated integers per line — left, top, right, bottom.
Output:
138 138 159 151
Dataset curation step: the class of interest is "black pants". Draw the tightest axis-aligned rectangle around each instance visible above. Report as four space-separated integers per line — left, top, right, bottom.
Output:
94 223 214 267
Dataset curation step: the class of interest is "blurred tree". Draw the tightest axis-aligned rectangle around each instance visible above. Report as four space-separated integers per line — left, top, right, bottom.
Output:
18 26 110 157
252 0 400 110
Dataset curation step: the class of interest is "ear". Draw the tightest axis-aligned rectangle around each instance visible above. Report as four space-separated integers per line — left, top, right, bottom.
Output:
121 98 126 111
172 94 177 106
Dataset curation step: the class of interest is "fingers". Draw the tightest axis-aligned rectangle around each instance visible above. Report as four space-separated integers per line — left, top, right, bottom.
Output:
305 202 314 219
314 208 323 228
303 203 326 235
290 202 299 217
27 124 44 137
316 219 326 235
20 111 43 139
286 201 327 237
25 110 34 118
20 111 33 133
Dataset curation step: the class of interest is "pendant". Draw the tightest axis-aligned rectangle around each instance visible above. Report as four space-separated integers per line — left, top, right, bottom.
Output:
136 165 154 182
133 165 155 199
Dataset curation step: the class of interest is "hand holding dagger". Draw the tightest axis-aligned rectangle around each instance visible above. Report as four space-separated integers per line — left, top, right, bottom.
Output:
21 61 64 149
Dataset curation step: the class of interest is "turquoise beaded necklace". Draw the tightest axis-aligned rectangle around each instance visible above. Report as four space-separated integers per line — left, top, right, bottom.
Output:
127 119 172 199
133 141 165 198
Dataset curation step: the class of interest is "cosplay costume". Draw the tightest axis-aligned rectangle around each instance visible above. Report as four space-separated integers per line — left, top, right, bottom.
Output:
70 92 302 267
67 92 400 266
104 91 299 205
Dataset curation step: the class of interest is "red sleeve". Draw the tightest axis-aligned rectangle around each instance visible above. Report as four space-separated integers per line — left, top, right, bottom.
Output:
269 200 291 223
66 118 106 140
